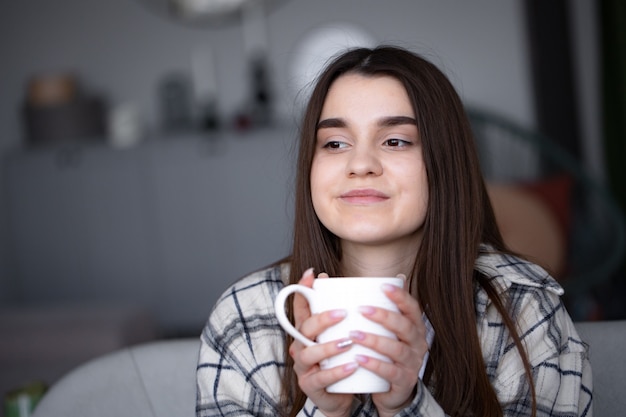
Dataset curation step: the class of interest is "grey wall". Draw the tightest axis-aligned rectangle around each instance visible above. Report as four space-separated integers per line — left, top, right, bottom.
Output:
0 0 597 329
0 0 536 144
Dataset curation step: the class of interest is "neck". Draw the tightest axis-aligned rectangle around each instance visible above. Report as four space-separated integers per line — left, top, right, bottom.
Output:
340 238 420 278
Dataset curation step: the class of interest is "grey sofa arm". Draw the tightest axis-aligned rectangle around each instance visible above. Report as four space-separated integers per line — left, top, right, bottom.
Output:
575 320 626 417
31 338 200 417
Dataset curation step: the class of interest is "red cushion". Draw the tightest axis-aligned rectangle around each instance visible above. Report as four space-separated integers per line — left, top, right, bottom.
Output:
518 174 573 241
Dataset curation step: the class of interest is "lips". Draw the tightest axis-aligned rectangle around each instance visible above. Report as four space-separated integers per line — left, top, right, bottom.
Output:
339 189 389 204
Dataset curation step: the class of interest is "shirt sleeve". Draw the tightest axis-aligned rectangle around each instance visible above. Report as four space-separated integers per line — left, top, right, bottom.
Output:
398 288 593 417
487 285 593 417
396 382 448 417
196 271 286 417
296 397 371 417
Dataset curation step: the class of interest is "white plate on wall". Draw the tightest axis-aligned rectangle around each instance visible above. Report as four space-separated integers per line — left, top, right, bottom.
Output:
287 23 377 110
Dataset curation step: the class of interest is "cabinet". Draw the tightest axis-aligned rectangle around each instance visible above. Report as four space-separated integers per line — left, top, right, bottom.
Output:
3 128 295 331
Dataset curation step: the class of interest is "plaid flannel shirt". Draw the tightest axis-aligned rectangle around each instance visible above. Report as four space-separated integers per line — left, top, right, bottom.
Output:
196 251 593 416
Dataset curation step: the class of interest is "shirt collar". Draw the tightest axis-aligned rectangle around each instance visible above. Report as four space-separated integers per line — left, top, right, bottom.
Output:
474 245 564 316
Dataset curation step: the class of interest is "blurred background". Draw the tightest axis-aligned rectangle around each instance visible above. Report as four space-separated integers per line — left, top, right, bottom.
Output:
0 0 624 406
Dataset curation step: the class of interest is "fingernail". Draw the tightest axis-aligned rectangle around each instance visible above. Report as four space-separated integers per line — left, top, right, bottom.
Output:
329 309 347 319
303 267 314 277
358 306 375 316
336 339 353 349
349 330 365 341
382 283 397 292
355 354 369 364
343 362 358 372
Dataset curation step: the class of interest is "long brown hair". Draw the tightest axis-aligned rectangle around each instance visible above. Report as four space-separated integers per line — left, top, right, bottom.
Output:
281 46 536 417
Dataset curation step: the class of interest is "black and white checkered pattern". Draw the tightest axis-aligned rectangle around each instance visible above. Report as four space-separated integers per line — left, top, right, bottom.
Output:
197 252 592 416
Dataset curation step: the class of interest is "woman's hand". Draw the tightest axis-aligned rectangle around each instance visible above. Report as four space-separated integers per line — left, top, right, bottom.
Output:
350 278 428 417
289 269 357 417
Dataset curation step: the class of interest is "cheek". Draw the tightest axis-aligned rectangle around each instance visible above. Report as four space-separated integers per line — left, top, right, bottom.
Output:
309 166 343 234
418 178 430 223
402 166 429 216
310 155 338 188
418 177 429 208
309 163 321 199
309 162 328 215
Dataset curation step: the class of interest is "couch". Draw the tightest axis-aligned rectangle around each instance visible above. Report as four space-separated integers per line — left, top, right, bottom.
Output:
29 320 626 416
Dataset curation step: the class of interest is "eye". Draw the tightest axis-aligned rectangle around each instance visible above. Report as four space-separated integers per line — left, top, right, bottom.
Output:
384 138 412 147
323 140 348 150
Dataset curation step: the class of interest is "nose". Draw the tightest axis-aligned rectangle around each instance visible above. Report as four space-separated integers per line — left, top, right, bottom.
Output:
346 146 382 177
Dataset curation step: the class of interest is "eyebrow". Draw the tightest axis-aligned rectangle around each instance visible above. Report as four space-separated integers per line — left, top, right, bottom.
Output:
316 116 417 130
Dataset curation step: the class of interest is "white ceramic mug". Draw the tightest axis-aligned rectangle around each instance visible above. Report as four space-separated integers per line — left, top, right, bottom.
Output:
274 277 403 393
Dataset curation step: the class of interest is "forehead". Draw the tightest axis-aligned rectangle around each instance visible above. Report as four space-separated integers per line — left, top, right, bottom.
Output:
321 73 414 118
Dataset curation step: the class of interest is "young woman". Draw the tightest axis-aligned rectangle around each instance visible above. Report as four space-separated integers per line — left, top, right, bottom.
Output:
196 46 592 417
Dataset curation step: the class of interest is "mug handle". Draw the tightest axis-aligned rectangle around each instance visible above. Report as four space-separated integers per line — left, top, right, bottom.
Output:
274 284 317 347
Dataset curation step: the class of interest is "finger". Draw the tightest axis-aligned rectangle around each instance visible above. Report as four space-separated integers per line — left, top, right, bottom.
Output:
299 308 347 342
294 268 348 342
297 338 354 369
293 339 359 392
293 270 327 322
290 339 315 375
293 268 316 326
354 290 428 364
290 337 358 393
300 360 359 393
350 330 426 369
294 268 328 327
361 284 425 344
358 307 425 350
354 353 419 388
382 283 423 321
299 267 316 286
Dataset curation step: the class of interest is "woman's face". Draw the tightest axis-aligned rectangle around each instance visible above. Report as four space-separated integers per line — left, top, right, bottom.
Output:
311 73 428 251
